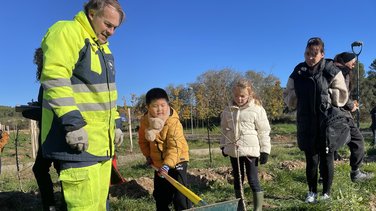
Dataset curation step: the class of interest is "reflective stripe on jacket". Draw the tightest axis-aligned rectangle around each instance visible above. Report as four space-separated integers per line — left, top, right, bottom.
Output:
138 108 190 168
40 11 120 161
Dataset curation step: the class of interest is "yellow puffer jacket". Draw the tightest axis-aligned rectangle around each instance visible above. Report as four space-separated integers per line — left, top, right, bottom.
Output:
0 131 9 152
138 108 189 168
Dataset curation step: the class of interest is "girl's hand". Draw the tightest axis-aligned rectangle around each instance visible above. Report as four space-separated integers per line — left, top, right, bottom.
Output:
221 147 228 157
260 153 269 165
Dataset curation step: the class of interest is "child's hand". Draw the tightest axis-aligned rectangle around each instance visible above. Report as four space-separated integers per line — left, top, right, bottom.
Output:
259 153 269 165
158 165 170 178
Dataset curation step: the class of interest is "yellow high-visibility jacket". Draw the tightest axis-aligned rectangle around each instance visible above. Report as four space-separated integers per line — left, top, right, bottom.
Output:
40 11 120 161
138 108 190 168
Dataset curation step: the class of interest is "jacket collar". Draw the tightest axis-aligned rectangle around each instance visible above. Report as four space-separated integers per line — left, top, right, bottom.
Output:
75 11 110 47
231 99 254 109
335 63 351 76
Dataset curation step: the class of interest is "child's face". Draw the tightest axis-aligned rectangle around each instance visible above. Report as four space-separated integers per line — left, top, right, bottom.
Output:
147 98 169 118
233 87 250 107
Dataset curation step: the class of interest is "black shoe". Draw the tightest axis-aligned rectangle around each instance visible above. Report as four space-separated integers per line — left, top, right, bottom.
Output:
351 169 374 182
334 151 342 161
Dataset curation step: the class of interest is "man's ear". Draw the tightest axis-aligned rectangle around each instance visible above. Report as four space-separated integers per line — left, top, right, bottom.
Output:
88 9 96 21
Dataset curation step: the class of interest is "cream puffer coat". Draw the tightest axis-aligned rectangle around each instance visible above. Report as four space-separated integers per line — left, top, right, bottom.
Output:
220 99 271 158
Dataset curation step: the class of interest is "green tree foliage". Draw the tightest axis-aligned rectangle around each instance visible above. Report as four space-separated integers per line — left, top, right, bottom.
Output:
245 70 284 120
262 80 284 120
359 59 376 119
132 94 146 119
349 60 376 121
165 85 185 117
179 87 194 121
245 70 278 94
370 59 376 72
129 68 285 125
0 106 28 129
360 77 376 113
194 69 241 118
191 83 209 128
350 62 366 100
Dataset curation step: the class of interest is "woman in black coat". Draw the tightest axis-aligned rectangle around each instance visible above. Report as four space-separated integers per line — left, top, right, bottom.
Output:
284 37 348 203
334 52 374 182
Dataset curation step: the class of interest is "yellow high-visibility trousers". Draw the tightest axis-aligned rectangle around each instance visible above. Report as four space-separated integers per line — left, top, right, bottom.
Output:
59 159 111 211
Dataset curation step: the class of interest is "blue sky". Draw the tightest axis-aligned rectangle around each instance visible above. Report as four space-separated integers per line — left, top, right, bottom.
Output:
1 0 375 107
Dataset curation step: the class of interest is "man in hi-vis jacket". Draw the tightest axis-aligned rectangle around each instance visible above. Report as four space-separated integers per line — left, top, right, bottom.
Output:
40 0 125 210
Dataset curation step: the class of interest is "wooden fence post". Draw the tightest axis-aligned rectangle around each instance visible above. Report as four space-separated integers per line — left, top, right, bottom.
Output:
128 108 133 152
30 120 39 159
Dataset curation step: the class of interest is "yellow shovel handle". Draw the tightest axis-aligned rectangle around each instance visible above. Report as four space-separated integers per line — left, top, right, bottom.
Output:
151 165 207 205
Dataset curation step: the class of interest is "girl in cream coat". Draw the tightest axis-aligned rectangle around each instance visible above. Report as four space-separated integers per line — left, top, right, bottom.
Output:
220 78 271 211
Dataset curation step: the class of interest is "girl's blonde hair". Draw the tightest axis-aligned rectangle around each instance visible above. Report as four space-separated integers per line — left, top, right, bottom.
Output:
232 78 262 105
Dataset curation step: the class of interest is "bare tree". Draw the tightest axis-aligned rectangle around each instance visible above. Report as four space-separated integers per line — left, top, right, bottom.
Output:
195 69 241 120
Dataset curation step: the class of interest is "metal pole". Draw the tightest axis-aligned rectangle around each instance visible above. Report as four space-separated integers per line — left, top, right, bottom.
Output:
188 87 194 135
351 41 363 128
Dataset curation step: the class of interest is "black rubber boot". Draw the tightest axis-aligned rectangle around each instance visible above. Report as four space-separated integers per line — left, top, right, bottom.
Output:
235 189 245 211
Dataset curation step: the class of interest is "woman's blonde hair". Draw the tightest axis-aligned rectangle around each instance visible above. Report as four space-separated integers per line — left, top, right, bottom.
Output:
232 78 261 105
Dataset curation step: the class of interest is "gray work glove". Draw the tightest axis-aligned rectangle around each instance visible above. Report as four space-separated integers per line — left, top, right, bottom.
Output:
114 128 124 147
66 128 88 151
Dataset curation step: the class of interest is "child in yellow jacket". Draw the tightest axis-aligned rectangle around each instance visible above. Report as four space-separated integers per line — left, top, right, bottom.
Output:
0 130 9 174
138 87 191 211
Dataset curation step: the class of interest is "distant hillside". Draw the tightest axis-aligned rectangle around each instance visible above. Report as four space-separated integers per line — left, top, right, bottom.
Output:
0 106 28 129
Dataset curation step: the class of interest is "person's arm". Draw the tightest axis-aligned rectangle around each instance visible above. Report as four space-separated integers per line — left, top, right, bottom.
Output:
40 23 86 132
219 110 230 156
343 100 355 112
114 111 122 129
163 119 185 168
255 107 271 155
329 71 349 107
342 73 356 111
283 77 297 110
219 110 228 148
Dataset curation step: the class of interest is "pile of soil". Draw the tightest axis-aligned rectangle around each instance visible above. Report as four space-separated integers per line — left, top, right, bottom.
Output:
279 160 305 171
188 167 233 187
110 177 153 199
